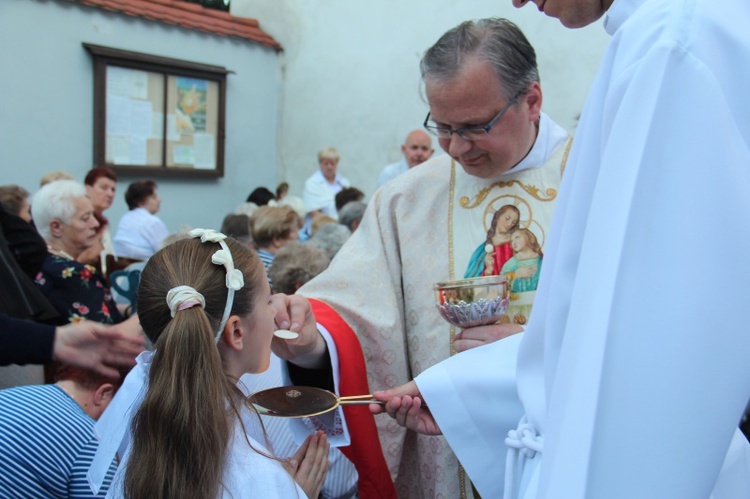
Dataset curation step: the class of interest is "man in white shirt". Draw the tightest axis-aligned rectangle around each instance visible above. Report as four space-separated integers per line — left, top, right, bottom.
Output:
374 1 750 498
377 130 434 187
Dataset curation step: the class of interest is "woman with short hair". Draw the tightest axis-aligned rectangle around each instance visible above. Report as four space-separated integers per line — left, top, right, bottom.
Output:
80 167 118 270
32 180 131 326
113 180 169 261
249 206 300 284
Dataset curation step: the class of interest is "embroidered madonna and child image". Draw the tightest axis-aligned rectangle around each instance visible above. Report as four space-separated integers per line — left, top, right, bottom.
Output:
464 200 545 325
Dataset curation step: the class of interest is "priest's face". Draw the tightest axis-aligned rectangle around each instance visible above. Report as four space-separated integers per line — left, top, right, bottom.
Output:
425 58 541 179
511 0 614 28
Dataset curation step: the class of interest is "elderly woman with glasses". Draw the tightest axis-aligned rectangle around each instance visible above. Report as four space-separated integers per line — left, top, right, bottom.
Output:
32 180 141 333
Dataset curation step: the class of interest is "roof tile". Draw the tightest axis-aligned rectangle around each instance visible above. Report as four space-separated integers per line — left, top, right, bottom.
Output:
66 0 281 50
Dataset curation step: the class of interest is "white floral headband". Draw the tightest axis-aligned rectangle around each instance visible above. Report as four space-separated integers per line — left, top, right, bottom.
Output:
177 228 245 343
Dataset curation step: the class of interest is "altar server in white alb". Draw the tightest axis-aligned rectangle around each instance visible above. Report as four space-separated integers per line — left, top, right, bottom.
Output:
374 0 750 498
273 19 573 498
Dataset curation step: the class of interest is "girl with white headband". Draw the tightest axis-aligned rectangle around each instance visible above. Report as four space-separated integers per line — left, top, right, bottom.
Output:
107 230 328 498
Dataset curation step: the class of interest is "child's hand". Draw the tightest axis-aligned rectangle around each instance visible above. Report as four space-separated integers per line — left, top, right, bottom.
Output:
285 431 329 499
484 254 495 273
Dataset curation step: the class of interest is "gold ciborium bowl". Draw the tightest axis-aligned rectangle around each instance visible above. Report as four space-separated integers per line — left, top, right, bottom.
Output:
433 275 510 328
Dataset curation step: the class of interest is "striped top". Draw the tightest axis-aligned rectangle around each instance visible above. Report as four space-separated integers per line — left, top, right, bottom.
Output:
256 248 275 286
0 384 117 498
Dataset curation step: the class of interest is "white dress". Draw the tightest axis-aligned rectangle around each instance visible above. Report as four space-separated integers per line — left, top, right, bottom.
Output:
88 352 305 499
416 0 750 497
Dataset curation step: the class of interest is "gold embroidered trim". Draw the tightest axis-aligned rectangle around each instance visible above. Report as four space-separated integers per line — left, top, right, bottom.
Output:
448 160 457 356
459 180 557 208
560 136 574 177
449 160 469 499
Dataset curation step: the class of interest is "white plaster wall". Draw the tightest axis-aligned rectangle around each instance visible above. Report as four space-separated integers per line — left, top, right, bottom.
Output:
0 0 281 233
233 0 611 199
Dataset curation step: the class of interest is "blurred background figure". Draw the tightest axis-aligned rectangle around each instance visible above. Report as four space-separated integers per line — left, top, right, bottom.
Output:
267 241 330 295
0 364 123 497
113 180 169 262
39 170 75 187
32 180 138 331
233 201 259 219
81 167 117 273
245 186 275 207
249 205 300 283
0 184 58 389
378 130 434 187
275 182 289 202
277 194 306 226
303 147 350 220
309 223 351 261
309 213 337 238
0 183 52 314
338 201 367 233
334 186 364 214
220 213 253 248
0 185 32 223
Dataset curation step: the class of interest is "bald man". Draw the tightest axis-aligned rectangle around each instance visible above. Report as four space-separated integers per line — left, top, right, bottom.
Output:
377 130 434 186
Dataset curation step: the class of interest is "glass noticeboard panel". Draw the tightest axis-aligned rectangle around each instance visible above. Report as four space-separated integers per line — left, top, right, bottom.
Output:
166 76 220 170
86 44 227 179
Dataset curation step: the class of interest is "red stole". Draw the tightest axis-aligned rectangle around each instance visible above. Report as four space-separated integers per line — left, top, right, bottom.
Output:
309 298 396 499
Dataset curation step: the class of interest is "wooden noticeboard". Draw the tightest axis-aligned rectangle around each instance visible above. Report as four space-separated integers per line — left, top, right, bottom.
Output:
85 44 228 179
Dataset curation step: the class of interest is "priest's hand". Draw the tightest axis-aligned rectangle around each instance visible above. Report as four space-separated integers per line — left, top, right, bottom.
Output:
270 293 327 369
285 431 329 499
454 323 524 352
372 381 442 435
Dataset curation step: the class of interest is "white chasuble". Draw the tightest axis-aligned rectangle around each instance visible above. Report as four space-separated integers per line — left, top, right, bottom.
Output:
299 113 570 498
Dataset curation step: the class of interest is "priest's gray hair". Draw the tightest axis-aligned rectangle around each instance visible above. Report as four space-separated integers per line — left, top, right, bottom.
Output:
420 18 539 101
32 179 88 240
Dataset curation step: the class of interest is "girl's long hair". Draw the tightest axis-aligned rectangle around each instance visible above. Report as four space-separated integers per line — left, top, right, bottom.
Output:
124 237 262 499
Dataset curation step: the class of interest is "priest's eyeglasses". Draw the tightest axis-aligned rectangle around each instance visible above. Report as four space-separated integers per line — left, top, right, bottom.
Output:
423 92 522 141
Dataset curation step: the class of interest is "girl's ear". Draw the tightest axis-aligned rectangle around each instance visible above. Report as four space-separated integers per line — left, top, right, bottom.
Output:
222 315 245 351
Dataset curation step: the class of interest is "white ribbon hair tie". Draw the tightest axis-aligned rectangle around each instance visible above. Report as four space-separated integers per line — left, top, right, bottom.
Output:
188 228 245 342
166 285 206 317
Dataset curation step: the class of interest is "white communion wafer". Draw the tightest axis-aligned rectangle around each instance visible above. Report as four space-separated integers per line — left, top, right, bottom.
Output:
273 329 300 340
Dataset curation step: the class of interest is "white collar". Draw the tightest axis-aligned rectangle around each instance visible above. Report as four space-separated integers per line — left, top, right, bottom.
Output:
499 112 568 177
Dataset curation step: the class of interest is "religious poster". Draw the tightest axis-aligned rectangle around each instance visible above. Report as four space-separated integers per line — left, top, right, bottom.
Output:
176 77 207 133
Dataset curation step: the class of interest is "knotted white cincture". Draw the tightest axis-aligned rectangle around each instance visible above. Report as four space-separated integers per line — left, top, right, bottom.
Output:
188 228 245 342
503 416 544 499
166 285 206 317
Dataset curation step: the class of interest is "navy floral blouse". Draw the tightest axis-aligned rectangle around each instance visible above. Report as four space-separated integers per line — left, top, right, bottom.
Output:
35 254 123 325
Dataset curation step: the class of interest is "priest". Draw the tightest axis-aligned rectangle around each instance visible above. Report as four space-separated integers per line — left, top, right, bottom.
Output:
274 18 572 498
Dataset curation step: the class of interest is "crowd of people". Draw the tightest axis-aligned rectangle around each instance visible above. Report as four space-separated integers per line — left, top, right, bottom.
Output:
2 1 750 498
0 148 374 497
